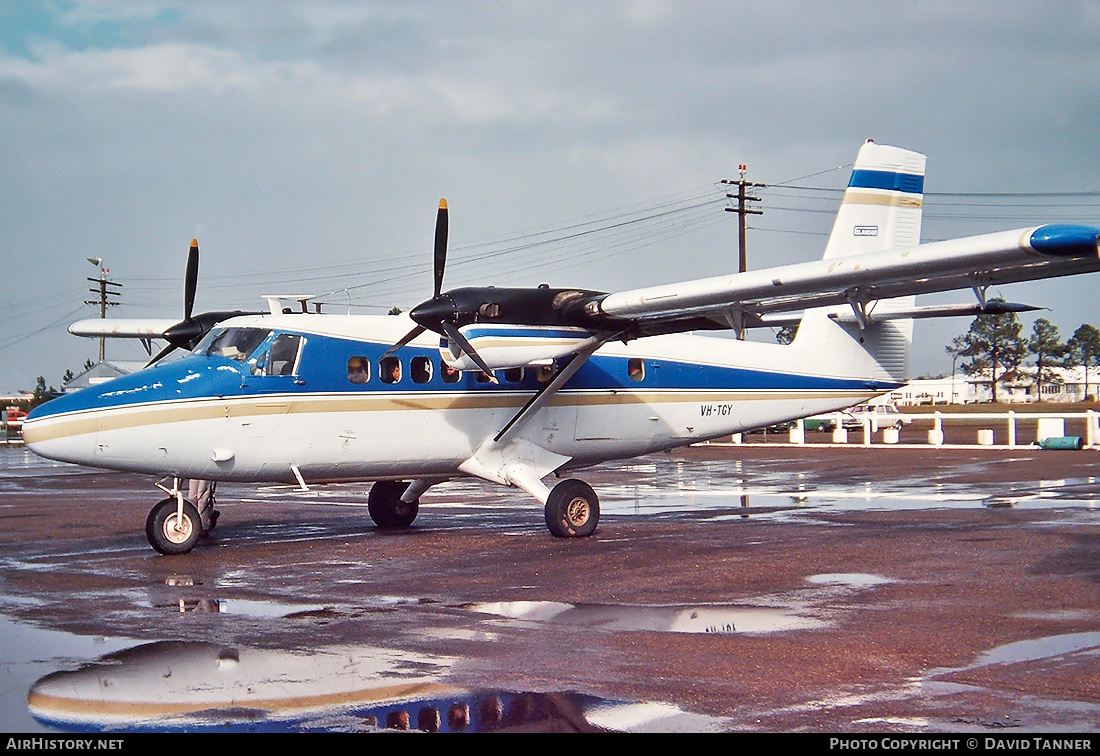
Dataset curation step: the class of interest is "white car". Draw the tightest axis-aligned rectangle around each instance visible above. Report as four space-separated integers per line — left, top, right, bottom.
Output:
841 404 911 430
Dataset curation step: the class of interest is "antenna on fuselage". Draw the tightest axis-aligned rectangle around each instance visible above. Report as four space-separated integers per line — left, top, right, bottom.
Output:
262 295 317 315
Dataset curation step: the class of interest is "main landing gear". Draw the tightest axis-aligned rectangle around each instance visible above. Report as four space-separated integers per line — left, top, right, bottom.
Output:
368 480 420 529
145 478 220 555
367 477 599 539
544 479 599 538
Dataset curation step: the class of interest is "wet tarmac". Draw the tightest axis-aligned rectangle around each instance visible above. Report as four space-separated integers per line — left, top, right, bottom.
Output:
1 443 1099 733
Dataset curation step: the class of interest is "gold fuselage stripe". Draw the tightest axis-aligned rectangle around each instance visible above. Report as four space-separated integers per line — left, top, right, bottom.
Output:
23 389 873 444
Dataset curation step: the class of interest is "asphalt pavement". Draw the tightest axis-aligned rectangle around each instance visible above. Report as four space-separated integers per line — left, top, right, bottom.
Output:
1 443 1098 734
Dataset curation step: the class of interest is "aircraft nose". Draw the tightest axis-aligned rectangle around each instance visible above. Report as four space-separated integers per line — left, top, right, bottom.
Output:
22 394 96 466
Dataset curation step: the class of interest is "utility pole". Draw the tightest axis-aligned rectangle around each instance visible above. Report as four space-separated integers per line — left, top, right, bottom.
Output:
722 164 764 274
721 165 764 340
84 258 121 363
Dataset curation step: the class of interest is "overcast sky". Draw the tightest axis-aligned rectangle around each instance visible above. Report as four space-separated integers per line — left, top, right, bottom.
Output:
2 0 1099 392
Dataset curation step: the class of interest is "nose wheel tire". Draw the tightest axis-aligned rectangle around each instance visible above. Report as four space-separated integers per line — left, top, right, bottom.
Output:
545 479 599 538
368 480 419 529
146 497 203 555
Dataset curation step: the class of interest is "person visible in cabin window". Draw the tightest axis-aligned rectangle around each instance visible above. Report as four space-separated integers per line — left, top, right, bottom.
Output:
348 356 369 384
380 356 401 384
412 356 432 383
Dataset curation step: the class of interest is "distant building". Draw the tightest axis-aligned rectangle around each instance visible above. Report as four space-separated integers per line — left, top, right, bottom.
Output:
893 366 1097 405
63 361 146 392
890 375 976 405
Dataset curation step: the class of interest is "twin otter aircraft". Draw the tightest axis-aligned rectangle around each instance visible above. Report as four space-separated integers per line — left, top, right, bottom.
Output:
24 141 1100 554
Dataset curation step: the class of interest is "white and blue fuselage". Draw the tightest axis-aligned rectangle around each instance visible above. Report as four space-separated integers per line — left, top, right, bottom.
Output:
23 314 894 486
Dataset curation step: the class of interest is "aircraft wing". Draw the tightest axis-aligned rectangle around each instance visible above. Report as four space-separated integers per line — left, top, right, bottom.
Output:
587 224 1100 326
69 319 181 338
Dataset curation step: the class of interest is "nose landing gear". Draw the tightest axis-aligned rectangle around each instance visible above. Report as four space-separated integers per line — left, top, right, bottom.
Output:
146 497 202 555
145 477 219 555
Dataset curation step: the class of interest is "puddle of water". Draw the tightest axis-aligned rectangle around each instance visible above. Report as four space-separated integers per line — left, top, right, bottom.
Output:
0 614 133 732
464 600 825 635
24 637 728 733
806 573 894 588
970 632 1100 668
149 591 418 618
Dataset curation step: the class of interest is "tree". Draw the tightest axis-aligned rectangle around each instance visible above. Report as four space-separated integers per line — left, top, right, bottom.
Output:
1027 318 1066 400
30 376 57 409
951 300 1027 403
388 306 403 316
775 325 797 345
1066 323 1100 400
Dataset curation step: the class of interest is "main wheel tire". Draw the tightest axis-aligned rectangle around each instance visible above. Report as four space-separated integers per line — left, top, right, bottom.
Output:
368 480 419 529
545 479 599 538
146 497 202 555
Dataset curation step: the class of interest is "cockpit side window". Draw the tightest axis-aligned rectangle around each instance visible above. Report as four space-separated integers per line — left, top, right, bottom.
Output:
268 334 303 376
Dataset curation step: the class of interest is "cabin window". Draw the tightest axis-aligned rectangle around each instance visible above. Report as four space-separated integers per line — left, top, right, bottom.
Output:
536 363 558 383
440 361 461 383
475 371 493 383
380 356 402 384
347 356 370 385
478 302 502 318
628 358 645 382
504 367 524 383
267 334 302 376
411 356 432 384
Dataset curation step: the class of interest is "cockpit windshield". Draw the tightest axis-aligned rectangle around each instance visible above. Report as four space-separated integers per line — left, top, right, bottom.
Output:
193 328 271 362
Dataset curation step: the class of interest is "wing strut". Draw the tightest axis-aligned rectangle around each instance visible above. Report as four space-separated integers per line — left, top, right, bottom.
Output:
493 333 616 444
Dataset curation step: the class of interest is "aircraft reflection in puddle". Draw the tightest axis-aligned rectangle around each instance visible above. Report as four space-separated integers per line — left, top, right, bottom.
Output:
27 640 726 733
464 600 826 635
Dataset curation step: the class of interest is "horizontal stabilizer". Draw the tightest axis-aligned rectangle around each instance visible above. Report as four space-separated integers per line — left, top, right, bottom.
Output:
756 300 1042 328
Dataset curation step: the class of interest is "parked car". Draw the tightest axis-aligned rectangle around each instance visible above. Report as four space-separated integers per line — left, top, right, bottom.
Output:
802 416 838 432
840 403 910 431
747 420 795 434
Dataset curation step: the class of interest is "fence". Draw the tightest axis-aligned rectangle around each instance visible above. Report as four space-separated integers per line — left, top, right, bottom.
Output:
732 410 1100 448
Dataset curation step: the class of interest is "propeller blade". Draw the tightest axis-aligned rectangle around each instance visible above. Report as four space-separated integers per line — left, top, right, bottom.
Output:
433 199 448 298
183 239 199 321
381 324 427 360
145 341 179 367
441 321 497 383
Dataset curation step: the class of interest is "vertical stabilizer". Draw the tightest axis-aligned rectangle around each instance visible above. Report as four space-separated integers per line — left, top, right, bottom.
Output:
822 140 925 259
794 141 927 384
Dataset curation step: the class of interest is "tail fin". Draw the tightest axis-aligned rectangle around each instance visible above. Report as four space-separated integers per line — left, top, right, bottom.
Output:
823 139 926 259
793 141 927 384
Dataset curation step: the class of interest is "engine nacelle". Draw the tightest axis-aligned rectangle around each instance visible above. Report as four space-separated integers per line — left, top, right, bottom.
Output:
441 324 597 372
